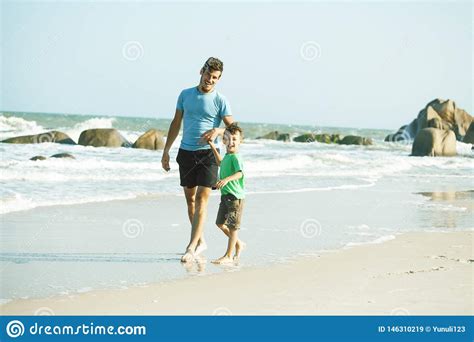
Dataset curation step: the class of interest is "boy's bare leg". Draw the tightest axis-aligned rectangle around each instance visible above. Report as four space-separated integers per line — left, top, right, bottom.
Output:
182 187 207 258
216 224 246 259
182 186 211 262
212 228 239 264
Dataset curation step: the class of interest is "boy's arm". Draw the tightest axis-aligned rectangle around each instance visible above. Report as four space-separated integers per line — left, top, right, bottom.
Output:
200 116 234 144
216 171 243 189
208 140 222 166
225 171 243 181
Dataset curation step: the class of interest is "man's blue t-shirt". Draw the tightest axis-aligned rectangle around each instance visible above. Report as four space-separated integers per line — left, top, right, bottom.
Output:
176 86 232 151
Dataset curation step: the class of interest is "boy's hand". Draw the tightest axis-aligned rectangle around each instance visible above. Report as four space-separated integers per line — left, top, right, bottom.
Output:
200 127 222 144
216 178 229 189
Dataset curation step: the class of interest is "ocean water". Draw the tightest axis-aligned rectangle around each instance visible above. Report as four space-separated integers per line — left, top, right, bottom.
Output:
0 111 473 302
1 111 472 214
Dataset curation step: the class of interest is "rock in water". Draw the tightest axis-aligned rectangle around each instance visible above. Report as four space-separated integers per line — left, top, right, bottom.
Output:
78 129 131 148
1 131 76 145
132 129 165 150
384 119 418 142
50 153 75 159
30 156 47 161
338 135 373 145
256 131 291 142
385 99 473 142
293 133 339 143
411 128 456 157
462 121 474 144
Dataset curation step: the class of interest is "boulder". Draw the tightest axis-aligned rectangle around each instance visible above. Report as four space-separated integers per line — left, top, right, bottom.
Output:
293 133 340 143
330 134 342 143
293 133 315 142
256 131 291 142
425 99 456 126
338 135 373 146
30 156 47 161
132 129 165 150
462 122 474 144
427 117 451 130
50 153 75 159
384 119 418 142
1 131 76 145
385 99 472 142
454 108 473 139
78 128 131 148
29 153 75 161
418 105 449 130
411 128 456 157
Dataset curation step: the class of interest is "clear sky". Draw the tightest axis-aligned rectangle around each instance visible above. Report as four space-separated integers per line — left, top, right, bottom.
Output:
1 0 472 129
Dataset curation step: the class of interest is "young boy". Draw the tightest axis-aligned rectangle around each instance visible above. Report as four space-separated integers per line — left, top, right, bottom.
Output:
208 123 246 264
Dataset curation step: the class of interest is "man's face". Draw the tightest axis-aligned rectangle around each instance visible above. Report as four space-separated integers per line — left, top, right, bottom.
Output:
223 131 242 153
199 68 221 93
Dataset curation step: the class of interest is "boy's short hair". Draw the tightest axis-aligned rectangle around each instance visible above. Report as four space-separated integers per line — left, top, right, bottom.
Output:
203 57 224 73
225 122 243 139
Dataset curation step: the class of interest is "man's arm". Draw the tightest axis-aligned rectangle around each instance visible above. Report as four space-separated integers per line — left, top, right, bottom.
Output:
207 140 222 166
200 115 234 144
161 109 183 171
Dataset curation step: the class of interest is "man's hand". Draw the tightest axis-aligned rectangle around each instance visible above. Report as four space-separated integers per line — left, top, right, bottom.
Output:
216 177 229 189
200 127 222 144
161 151 170 172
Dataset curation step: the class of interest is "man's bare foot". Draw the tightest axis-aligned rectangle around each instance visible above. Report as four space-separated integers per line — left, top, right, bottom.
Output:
194 240 208 256
181 249 195 263
234 241 246 260
211 256 233 264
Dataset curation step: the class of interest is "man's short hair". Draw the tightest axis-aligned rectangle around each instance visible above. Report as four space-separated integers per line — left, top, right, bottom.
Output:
203 57 224 73
225 122 243 139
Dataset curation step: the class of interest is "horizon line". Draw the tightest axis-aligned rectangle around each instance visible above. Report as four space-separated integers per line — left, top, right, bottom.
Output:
0 109 396 132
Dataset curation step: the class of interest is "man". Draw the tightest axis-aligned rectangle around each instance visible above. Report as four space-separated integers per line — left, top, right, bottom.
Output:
161 57 234 262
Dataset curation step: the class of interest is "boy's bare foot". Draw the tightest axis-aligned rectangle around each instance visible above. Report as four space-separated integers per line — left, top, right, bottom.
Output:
181 249 195 263
194 240 208 256
234 241 246 260
211 256 233 264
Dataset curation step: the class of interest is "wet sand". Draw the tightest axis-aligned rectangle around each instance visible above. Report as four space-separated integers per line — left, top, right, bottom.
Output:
1 231 472 315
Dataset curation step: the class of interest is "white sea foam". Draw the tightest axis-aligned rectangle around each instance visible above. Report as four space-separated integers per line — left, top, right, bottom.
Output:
62 117 116 143
0 191 141 215
343 234 397 248
0 115 45 139
456 141 474 156
421 203 468 212
0 298 12 305
76 287 94 294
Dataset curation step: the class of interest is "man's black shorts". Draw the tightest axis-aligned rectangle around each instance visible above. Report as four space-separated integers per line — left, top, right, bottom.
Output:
176 148 219 188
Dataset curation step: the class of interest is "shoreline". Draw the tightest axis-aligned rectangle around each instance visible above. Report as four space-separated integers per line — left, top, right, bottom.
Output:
1 231 472 315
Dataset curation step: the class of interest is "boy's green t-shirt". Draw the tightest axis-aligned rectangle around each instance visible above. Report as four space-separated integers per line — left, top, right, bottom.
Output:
219 153 245 199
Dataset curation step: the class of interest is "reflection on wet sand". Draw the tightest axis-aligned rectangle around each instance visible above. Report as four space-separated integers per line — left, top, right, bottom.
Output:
416 190 474 229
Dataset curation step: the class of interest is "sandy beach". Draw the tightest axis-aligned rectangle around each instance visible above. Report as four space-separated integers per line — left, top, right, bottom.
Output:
1 230 472 315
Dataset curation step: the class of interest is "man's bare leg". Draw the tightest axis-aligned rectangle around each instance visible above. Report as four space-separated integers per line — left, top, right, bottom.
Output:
216 224 246 259
182 187 207 257
181 186 211 262
183 186 197 224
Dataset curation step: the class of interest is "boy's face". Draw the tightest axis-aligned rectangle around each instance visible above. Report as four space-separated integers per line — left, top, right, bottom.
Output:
199 68 221 93
223 131 242 153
